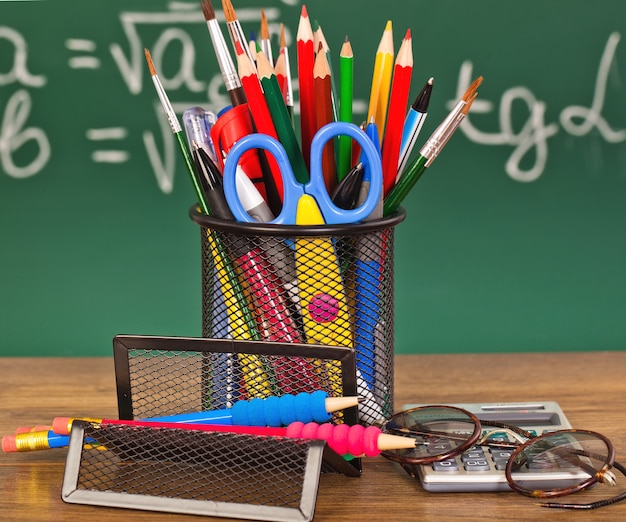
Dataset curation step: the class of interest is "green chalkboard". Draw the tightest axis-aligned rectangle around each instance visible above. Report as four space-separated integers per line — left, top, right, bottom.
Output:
1 0 625 356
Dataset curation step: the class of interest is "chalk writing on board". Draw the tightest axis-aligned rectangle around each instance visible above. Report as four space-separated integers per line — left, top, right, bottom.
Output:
455 32 625 182
0 26 50 179
1 4 624 188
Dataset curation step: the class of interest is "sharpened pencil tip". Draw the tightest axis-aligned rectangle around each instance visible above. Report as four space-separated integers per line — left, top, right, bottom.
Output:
144 48 155 76
428 77 434 84
301 4 309 18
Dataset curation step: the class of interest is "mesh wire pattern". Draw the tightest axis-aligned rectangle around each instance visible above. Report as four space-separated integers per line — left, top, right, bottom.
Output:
190 208 405 424
62 421 326 521
113 335 358 426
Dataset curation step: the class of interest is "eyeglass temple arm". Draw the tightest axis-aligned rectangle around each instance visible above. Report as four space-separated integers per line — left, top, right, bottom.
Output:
538 461 626 510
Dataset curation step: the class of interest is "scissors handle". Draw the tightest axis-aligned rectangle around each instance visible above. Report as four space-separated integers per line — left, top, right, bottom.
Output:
308 122 382 225
223 133 302 224
223 122 382 225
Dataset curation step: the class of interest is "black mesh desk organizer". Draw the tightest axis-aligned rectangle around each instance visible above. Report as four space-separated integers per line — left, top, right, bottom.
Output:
62 335 360 521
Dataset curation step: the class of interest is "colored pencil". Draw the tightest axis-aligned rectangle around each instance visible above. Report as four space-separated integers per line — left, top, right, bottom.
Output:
296 5 316 169
5 419 417 457
313 48 337 192
259 8 274 67
338 36 354 181
313 20 338 123
396 77 434 180
257 49 310 184
200 0 246 107
381 29 413 196
366 20 394 143
274 49 287 96
222 0 257 75
235 43 284 201
383 78 482 216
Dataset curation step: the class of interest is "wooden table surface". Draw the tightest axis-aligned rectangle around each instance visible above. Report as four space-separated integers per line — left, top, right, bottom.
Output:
1 352 626 521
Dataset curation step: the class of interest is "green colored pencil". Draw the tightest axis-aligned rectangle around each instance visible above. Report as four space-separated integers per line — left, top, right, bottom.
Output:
338 36 354 181
256 49 310 184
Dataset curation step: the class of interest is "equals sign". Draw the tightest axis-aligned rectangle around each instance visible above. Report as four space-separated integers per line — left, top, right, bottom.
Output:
66 39 100 69
87 127 130 163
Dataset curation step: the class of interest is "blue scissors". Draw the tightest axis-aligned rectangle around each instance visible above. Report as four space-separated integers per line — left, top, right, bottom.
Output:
222 122 383 225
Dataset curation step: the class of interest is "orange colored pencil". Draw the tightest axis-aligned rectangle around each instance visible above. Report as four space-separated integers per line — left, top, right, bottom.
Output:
296 5 316 170
236 44 284 201
381 29 413 196
313 48 337 192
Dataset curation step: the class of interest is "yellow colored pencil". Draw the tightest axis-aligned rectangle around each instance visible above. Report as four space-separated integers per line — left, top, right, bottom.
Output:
366 20 394 144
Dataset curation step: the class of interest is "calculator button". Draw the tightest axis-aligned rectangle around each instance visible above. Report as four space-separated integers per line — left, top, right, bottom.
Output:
464 459 491 471
432 459 459 472
461 450 485 461
426 441 454 455
493 459 509 470
488 448 514 460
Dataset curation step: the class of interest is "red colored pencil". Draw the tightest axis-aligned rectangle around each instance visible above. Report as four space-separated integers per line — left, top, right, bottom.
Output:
313 47 337 192
381 29 413 197
236 44 284 201
296 5 316 170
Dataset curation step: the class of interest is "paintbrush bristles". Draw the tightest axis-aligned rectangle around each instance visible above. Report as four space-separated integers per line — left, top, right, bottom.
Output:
260 9 270 39
463 76 483 101
144 48 156 76
200 0 216 21
221 0 236 23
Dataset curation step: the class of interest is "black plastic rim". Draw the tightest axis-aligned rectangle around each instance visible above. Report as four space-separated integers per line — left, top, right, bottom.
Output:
188 204 406 237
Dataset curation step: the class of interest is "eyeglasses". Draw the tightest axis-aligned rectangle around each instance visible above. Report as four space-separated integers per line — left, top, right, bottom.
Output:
379 405 626 510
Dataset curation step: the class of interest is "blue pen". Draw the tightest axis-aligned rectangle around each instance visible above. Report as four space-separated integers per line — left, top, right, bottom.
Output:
51 391 358 436
396 77 434 180
353 118 385 421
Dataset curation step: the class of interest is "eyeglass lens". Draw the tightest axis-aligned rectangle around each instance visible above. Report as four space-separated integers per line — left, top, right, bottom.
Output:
506 430 613 497
381 406 481 463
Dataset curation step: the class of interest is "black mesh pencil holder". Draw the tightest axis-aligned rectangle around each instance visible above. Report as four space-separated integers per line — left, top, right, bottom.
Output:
62 420 330 521
190 206 406 425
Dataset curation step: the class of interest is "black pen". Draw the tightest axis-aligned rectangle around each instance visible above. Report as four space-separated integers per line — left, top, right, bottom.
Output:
331 162 364 210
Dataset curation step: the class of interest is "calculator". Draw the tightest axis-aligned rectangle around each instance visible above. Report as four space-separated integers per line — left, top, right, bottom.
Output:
401 401 573 492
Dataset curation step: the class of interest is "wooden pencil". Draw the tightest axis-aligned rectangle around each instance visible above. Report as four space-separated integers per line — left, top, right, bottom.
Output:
296 5 316 170
381 29 413 196
257 50 310 184
314 48 337 192
236 44 284 201
338 36 354 181
366 20 394 144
